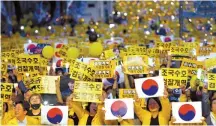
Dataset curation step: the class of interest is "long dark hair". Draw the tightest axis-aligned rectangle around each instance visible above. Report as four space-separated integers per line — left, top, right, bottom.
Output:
146 97 162 112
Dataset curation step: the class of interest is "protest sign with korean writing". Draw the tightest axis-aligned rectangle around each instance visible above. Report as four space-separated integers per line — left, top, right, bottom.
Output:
1 63 7 76
155 42 175 49
73 81 103 103
160 68 188 88
119 89 136 98
126 46 147 55
123 55 149 74
208 73 216 90
1 83 13 102
70 61 95 81
2 51 17 65
205 58 216 71
147 48 169 57
58 44 70 58
16 54 40 74
90 60 116 78
197 46 214 56
170 46 192 56
181 58 203 76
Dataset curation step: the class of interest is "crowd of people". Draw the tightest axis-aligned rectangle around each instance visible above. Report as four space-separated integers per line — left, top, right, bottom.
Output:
1 1 216 126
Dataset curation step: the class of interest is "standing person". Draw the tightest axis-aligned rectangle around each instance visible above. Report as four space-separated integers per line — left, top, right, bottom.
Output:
134 91 171 125
6 101 40 125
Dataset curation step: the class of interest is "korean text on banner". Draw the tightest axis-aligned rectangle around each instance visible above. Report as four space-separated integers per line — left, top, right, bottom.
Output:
16 54 40 74
90 60 116 78
123 55 149 74
41 76 60 94
170 46 192 56
126 46 147 55
160 68 188 89
73 81 103 103
181 58 203 76
119 89 136 98
70 61 95 81
1 83 13 102
208 73 216 90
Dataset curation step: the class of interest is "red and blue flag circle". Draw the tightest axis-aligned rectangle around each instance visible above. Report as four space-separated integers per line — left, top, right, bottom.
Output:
111 100 127 117
178 104 196 121
47 108 63 124
142 79 158 96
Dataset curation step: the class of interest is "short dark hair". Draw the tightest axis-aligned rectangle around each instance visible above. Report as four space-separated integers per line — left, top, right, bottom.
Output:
15 101 28 111
146 97 162 112
89 33 98 42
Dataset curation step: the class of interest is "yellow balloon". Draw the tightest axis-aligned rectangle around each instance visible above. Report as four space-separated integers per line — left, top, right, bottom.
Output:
67 47 80 59
89 42 103 57
42 46 54 59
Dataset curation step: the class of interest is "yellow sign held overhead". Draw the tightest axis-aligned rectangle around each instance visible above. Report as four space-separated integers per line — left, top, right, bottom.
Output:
1 83 13 102
208 73 216 90
160 68 188 89
73 81 103 103
181 58 203 76
123 55 149 74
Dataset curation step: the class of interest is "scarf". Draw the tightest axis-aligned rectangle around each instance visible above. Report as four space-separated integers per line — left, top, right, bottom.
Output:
210 112 216 125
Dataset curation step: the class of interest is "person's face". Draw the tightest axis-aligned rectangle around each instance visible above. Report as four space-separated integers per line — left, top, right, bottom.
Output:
30 95 41 105
90 103 97 115
66 96 72 109
15 104 27 118
186 90 191 97
24 91 32 101
212 100 216 113
57 71 63 76
68 82 74 91
8 71 14 76
148 99 159 112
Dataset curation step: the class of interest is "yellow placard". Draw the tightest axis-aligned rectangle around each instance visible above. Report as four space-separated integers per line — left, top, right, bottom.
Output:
41 76 59 94
208 73 216 90
73 81 103 103
123 55 149 74
126 46 147 55
197 46 213 56
119 89 136 98
90 60 116 78
147 48 169 57
155 42 175 49
40 58 49 75
170 46 192 55
181 58 203 76
1 63 7 76
205 58 216 71
58 44 70 58
1 52 17 65
11 49 24 54
1 83 13 102
160 68 188 89
16 55 40 74
181 42 199 48
70 61 95 81
23 76 42 85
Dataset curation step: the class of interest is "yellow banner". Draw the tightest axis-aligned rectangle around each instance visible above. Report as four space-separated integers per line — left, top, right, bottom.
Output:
208 73 216 90
11 49 24 54
170 46 192 55
41 76 59 94
70 61 95 81
160 68 188 88
197 46 213 56
2 52 17 65
40 58 49 75
1 63 7 76
123 55 149 74
155 42 175 49
58 44 70 58
119 89 136 98
73 81 103 103
16 55 40 74
126 46 147 55
90 60 116 78
181 42 199 48
23 76 42 85
1 83 13 102
181 58 203 76
205 58 216 71
147 48 169 57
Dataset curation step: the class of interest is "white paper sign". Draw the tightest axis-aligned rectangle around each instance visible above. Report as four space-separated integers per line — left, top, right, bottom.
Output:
105 98 134 120
134 76 164 98
172 102 202 123
41 106 68 125
41 76 59 94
